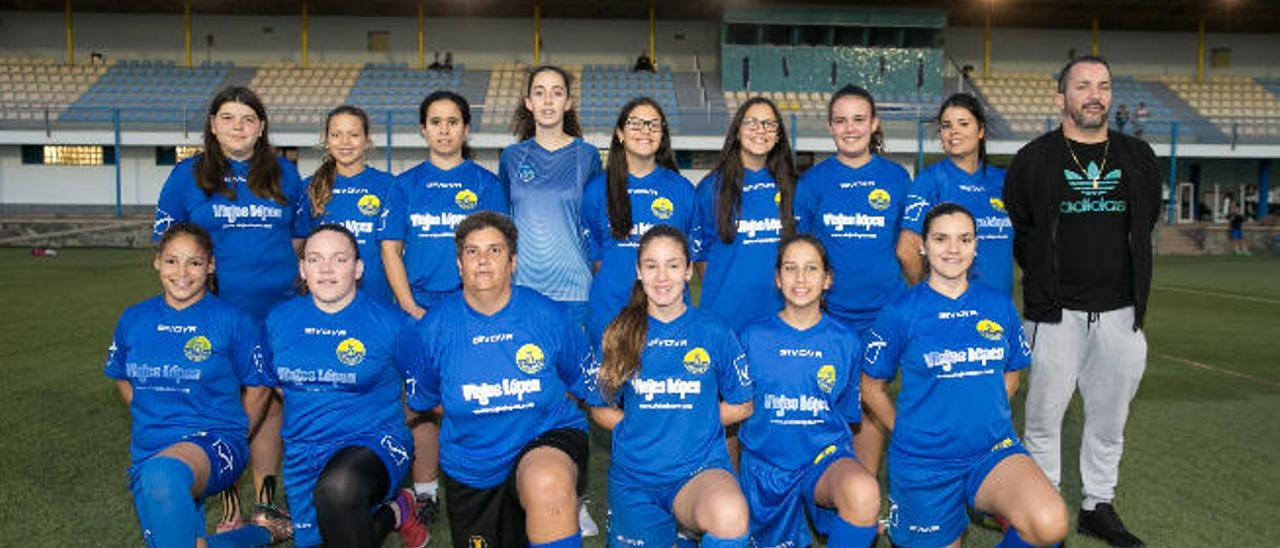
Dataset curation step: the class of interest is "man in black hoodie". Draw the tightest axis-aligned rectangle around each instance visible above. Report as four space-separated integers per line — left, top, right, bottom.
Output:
1004 55 1159 548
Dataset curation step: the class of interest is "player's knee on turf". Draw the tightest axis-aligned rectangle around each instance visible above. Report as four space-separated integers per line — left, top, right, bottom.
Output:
832 462 880 525
697 489 749 538
517 454 578 514
1017 496 1068 546
313 457 369 516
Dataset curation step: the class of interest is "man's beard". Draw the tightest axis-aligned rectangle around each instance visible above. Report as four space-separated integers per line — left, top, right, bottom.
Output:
1069 101 1109 130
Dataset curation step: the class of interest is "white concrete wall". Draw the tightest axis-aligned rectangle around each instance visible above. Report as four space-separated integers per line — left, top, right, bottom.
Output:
0 11 720 71
945 26 1280 78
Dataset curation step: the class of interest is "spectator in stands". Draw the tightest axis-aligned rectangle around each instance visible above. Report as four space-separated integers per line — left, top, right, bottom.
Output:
1115 103 1130 133
1134 101 1149 138
500 64 603 537
428 52 443 72
443 51 454 73
795 84 913 477
1004 55 1159 548
1230 208 1250 255
899 92 1015 296
633 52 655 73
153 85 305 527
581 97 696 346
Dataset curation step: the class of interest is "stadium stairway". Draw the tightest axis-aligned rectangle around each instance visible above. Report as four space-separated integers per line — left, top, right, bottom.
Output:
674 69 728 135
456 67 491 122
1154 223 1207 255
948 75 1014 139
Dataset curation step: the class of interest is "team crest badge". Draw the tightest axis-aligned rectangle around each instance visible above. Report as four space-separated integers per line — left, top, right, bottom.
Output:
868 188 891 210
989 196 1006 212
516 343 546 374
517 162 536 182
455 189 479 210
469 536 489 548
183 336 212 362
357 194 381 216
976 319 1005 341
651 197 674 219
336 338 366 366
683 347 711 375
816 364 836 393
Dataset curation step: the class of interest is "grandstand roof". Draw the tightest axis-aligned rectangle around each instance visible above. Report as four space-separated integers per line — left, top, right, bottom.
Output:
8 0 1278 33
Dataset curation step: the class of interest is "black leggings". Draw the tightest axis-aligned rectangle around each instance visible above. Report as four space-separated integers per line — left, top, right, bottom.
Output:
313 446 397 548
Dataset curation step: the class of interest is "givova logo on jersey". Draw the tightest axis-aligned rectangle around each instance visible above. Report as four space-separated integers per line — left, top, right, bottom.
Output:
1062 161 1125 214
455 189 478 210
683 347 711 374
651 196 674 219
516 343 546 374
976 319 1004 341
336 338 366 366
184 336 212 362
357 194 381 216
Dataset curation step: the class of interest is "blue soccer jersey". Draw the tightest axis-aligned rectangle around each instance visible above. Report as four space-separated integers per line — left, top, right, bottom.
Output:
402 287 593 488
154 156 307 322
378 159 507 305
104 295 268 465
795 155 911 329
861 282 1031 460
737 314 863 471
264 293 413 448
902 160 1015 295
297 167 396 305
586 307 753 486
498 138 602 302
693 168 787 330
581 167 698 344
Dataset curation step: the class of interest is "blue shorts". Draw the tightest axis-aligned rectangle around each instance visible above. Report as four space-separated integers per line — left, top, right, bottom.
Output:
127 431 248 539
740 444 854 548
283 431 413 548
887 437 1028 548
1230 227 1244 241
607 460 736 547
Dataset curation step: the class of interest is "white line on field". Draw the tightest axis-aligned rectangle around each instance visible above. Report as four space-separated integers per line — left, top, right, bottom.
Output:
1158 353 1280 389
1153 285 1280 305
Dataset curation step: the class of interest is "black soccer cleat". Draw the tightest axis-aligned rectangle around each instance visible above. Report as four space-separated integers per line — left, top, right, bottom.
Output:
1077 503 1145 548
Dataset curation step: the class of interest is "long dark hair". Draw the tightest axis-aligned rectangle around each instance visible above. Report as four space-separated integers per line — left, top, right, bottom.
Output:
606 97 679 240
599 225 690 400
420 90 474 160
828 84 885 156
195 86 285 204
937 93 988 173
511 65 583 141
157 222 218 295
309 105 370 218
711 97 797 244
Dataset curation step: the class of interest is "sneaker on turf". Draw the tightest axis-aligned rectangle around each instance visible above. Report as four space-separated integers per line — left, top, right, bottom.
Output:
393 489 430 548
1078 503 1144 548
579 498 599 537
250 503 293 544
414 492 441 526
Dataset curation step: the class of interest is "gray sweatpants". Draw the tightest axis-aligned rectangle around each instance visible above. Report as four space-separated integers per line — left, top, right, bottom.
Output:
1023 307 1147 511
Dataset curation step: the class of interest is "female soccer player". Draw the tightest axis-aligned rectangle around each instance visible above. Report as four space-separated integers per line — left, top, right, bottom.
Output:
898 93 1014 294
105 223 285 547
402 211 592 548
737 234 880 548
297 105 395 305
794 84 912 475
382 90 507 319
587 225 754 547
861 203 1067 548
264 225 427 548
153 84 303 521
582 97 697 345
499 65 602 325
694 97 797 331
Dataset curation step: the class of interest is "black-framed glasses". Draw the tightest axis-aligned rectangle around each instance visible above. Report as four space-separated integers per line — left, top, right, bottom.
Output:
742 118 780 133
624 117 665 133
